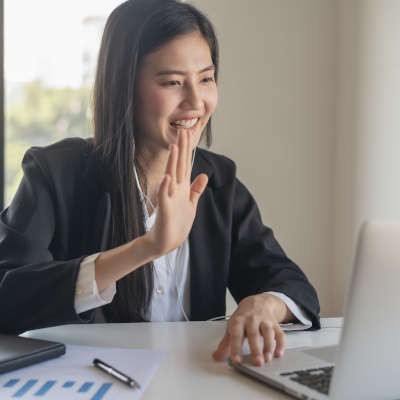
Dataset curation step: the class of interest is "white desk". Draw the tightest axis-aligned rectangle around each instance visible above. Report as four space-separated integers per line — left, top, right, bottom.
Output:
24 318 342 400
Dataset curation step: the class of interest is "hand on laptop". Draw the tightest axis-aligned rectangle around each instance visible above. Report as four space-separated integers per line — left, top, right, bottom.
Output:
212 293 294 366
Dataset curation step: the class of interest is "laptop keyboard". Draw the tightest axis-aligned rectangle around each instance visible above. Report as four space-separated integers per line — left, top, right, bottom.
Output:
280 366 334 395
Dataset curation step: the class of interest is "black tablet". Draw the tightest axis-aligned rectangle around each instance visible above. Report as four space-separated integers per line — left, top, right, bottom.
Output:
0 334 65 374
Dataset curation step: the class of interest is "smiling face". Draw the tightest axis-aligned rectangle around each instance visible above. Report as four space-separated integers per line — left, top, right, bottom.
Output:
135 30 218 153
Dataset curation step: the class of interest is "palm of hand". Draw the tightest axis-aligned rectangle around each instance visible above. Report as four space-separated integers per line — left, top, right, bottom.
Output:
147 130 208 257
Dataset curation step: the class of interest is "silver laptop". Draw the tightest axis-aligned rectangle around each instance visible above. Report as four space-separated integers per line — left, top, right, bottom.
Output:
231 220 400 399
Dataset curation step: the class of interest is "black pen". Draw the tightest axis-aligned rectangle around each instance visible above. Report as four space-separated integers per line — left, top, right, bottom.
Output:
93 358 141 389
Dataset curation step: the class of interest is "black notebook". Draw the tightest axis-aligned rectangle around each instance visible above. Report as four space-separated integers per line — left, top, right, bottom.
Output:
0 334 65 374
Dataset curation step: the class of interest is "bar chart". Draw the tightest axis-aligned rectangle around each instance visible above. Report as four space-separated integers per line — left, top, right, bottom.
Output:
0 344 166 399
2 377 113 399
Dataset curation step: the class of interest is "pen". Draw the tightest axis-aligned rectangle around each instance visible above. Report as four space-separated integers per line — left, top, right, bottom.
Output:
93 358 141 389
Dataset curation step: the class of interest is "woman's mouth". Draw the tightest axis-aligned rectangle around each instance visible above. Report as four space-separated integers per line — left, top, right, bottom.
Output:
169 117 199 129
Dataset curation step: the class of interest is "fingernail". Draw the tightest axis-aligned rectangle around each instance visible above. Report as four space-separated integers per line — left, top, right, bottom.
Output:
274 349 284 358
233 354 242 363
256 355 264 365
265 352 272 362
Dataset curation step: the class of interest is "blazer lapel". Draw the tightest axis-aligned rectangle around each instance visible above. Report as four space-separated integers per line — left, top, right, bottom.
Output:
189 151 228 320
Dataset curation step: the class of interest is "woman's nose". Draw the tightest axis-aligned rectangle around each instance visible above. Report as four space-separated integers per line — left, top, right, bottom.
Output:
181 84 203 110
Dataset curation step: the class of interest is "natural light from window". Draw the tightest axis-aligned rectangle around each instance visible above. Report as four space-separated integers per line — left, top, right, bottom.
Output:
5 0 123 204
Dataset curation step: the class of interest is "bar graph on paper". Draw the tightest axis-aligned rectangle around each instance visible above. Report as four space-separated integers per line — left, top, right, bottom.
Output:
0 345 166 400
1 377 113 399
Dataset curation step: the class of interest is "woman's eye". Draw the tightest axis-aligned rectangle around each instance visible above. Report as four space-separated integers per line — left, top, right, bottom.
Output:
202 76 215 83
162 80 181 87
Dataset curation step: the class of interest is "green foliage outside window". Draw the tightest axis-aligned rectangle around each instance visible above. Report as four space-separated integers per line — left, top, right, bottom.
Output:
5 80 91 205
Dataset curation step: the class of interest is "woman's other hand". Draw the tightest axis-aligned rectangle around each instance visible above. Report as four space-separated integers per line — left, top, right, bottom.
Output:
146 129 208 257
212 293 294 366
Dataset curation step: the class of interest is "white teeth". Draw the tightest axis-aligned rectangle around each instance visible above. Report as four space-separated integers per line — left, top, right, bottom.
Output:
171 118 198 128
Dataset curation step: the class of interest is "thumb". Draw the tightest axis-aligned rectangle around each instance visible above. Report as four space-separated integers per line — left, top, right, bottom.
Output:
190 173 208 204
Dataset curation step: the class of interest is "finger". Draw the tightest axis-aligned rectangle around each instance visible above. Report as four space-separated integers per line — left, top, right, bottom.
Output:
177 130 187 183
165 144 177 195
186 131 192 179
190 174 208 204
228 317 245 363
245 317 264 366
158 174 171 207
273 325 286 358
165 143 175 176
212 332 230 361
260 321 276 362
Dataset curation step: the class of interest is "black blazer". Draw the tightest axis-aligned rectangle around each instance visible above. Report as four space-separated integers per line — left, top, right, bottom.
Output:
0 138 320 334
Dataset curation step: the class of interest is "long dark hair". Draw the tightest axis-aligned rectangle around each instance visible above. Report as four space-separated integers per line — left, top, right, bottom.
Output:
92 0 219 321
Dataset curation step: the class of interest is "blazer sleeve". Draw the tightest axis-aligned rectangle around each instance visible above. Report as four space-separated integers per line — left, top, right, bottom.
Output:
0 150 93 334
228 178 320 329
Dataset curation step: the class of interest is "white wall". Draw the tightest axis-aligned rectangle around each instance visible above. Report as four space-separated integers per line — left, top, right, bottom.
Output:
334 0 400 312
193 0 338 315
192 0 400 316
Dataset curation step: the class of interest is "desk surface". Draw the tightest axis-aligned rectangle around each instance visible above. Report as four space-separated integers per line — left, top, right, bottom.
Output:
24 318 342 400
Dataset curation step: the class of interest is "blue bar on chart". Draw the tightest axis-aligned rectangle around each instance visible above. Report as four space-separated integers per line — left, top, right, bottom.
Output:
34 380 56 396
2 379 112 400
91 383 113 400
13 379 38 398
78 381 94 393
3 379 19 388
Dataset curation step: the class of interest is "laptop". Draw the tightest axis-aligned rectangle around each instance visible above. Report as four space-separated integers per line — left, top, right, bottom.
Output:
230 220 400 399
0 335 65 374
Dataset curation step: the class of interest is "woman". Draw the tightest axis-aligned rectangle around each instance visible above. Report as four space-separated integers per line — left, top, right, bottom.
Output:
0 0 320 366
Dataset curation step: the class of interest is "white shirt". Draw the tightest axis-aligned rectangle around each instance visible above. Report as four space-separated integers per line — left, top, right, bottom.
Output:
74 208 312 328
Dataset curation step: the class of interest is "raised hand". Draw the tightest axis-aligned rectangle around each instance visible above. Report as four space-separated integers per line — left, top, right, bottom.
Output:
145 130 208 257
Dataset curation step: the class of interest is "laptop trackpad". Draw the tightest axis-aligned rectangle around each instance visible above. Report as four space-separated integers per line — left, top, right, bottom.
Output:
303 345 339 364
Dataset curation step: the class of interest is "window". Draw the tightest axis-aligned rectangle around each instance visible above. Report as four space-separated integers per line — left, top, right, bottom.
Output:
3 0 123 206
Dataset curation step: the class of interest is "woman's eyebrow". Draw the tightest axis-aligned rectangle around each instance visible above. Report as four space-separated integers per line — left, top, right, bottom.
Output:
155 65 215 76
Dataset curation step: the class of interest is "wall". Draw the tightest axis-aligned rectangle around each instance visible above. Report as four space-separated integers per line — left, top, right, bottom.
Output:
334 0 400 312
193 0 338 315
